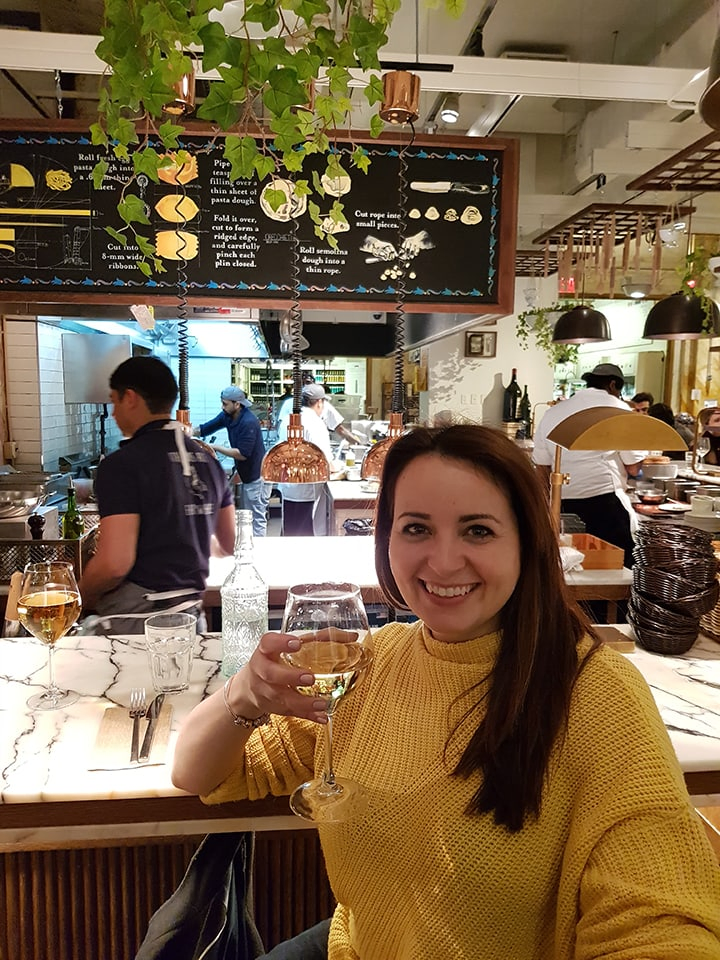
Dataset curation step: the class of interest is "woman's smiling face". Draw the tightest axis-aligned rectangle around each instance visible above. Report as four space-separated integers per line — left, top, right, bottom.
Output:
388 453 522 643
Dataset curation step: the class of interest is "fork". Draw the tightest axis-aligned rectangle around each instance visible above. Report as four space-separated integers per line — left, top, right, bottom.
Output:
129 687 146 764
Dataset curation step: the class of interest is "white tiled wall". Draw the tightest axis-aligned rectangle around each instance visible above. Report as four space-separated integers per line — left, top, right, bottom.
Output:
5 320 124 472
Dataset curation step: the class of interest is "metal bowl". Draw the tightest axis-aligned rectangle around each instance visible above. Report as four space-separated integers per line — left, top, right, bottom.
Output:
0 490 44 517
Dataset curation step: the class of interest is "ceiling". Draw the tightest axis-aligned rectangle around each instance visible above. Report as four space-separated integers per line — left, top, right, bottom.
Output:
0 0 719 268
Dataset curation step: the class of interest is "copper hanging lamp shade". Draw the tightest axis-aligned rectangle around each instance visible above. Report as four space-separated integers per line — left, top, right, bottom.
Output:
164 64 196 117
699 32 720 129
379 71 420 124
360 413 406 481
642 292 720 340
261 413 330 483
551 304 611 344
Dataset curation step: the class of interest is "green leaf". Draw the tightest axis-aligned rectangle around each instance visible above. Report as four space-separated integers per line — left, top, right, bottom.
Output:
198 21 229 72
254 154 277 180
132 147 162 182
264 186 288 212
364 74 385 106
263 69 308 115
157 120 184 150
105 225 128 246
270 110 305 153
138 259 153 278
308 200 321 224
115 116 139 147
225 135 258 180
289 48 323 83
294 179 311 197
243 0 280 30
135 234 156 257
326 64 351 96
312 169 325 195
325 154 348 179
351 145 370 173
118 193 150 226
197 0 227 13
282 149 305 172
296 0 330 27
90 122 108 147
349 14 388 69
444 0 466 16
196 81 241 129
369 112 384 138
92 158 109 189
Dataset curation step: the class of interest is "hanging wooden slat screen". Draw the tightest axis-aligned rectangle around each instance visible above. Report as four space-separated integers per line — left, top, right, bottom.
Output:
532 202 695 248
626 131 720 192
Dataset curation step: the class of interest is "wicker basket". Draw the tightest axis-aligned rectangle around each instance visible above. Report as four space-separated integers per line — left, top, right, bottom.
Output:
0 517 98 584
700 575 720 644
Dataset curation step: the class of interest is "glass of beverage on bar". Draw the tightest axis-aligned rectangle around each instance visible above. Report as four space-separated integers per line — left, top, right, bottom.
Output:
17 561 81 711
281 582 373 823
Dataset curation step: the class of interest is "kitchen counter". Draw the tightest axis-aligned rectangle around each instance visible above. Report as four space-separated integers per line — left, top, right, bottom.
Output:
325 479 378 535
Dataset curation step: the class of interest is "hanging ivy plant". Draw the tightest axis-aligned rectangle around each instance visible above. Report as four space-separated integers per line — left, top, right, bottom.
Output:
677 245 719 333
516 301 581 366
91 0 465 275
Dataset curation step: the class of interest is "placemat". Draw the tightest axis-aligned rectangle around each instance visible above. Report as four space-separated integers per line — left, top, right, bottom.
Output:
89 702 173 770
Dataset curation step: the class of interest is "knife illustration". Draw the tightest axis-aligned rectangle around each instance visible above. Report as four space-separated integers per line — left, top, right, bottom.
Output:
410 181 489 195
138 693 165 764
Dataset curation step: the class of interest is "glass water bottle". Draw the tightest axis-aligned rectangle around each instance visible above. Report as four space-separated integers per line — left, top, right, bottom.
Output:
220 509 269 677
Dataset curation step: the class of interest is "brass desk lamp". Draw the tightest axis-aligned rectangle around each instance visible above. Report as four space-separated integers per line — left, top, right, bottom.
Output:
546 406 687 529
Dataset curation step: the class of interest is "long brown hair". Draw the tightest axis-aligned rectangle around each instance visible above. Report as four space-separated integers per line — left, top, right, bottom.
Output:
374 425 599 832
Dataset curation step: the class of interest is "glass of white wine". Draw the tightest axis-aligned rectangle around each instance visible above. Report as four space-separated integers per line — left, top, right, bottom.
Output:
281 582 373 823
17 561 82 711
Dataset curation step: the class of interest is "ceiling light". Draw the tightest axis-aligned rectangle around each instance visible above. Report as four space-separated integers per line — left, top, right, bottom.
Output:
643 292 720 340
439 92 460 124
551 305 611 344
621 281 651 299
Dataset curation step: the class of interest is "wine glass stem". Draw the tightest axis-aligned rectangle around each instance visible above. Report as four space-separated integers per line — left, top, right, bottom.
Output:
322 714 336 789
46 644 60 700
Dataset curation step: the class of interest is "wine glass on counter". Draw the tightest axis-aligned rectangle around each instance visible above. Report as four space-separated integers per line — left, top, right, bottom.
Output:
695 436 711 473
17 561 82 711
281 582 373 823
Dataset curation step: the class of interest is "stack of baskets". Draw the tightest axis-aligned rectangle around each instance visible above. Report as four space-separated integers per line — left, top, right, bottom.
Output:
629 522 719 655
699 540 720 643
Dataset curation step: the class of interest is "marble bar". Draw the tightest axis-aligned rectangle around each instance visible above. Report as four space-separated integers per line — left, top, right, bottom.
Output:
1 627 719 853
204 535 633 611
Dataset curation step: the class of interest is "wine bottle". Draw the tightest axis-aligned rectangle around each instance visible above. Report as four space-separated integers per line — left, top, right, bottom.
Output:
220 510 269 677
502 368 522 422
519 385 531 426
61 481 85 540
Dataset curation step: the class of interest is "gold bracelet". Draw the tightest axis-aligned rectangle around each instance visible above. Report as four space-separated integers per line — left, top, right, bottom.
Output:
223 675 270 729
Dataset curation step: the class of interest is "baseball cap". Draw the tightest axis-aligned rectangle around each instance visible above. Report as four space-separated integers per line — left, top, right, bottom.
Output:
581 363 624 384
220 385 252 407
302 383 326 402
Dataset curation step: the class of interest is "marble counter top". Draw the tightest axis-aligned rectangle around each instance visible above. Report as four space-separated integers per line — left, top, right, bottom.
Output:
2 621 718 855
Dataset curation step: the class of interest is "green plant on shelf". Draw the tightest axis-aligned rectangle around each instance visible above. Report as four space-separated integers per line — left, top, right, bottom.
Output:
91 0 466 275
678 245 719 333
515 301 581 367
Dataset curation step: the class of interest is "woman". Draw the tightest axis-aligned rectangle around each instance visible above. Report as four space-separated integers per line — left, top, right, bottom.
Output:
173 426 720 959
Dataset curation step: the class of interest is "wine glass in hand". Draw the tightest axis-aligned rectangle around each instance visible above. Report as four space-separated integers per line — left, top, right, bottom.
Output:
696 436 711 473
281 582 373 823
18 561 82 711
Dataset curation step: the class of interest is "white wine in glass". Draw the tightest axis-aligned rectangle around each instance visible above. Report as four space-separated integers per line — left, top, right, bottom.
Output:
17 561 82 711
282 582 373 823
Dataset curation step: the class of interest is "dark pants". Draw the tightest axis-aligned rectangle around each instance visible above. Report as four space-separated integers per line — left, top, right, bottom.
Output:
563 491 633 624
282 499 314 536
262 920 330 958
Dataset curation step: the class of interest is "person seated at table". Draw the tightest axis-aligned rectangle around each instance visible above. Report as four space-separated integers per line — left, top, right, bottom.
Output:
173 425 720 960
647 402 687 461
701 407 720 467
79 357 235 634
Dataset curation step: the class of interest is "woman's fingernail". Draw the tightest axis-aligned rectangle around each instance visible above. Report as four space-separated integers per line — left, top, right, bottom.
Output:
299 673 315 685
313 699 329 712
287 638 301 651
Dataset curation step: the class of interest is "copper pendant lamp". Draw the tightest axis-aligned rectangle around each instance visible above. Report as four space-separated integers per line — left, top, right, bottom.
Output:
261 214 329 483
379 71 420 125
552 304 611 344
642 292 720 340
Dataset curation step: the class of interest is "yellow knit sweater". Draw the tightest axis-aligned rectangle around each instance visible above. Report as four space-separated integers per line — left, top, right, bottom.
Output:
204 622 720 959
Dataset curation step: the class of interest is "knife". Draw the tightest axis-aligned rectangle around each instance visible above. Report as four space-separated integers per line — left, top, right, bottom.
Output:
410 181 489 195
138 693 165 764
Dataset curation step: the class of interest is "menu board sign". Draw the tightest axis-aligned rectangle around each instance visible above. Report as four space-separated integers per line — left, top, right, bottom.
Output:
0 126 517 313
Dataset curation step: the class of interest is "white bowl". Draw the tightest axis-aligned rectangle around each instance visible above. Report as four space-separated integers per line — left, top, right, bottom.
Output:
641 462 678 480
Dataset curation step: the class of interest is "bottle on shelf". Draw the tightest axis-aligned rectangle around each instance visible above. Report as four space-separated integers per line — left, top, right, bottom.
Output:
502 368 522 422
519 385 531 427
61 480 85 540
220 509 269 677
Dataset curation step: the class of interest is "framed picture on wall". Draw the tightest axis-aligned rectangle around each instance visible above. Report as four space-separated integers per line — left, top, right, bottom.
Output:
465 331 497 358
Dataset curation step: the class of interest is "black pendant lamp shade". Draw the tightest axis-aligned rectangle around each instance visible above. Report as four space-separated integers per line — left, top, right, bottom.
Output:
699 32 720 130
642 292 720 340
551 305 611 344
